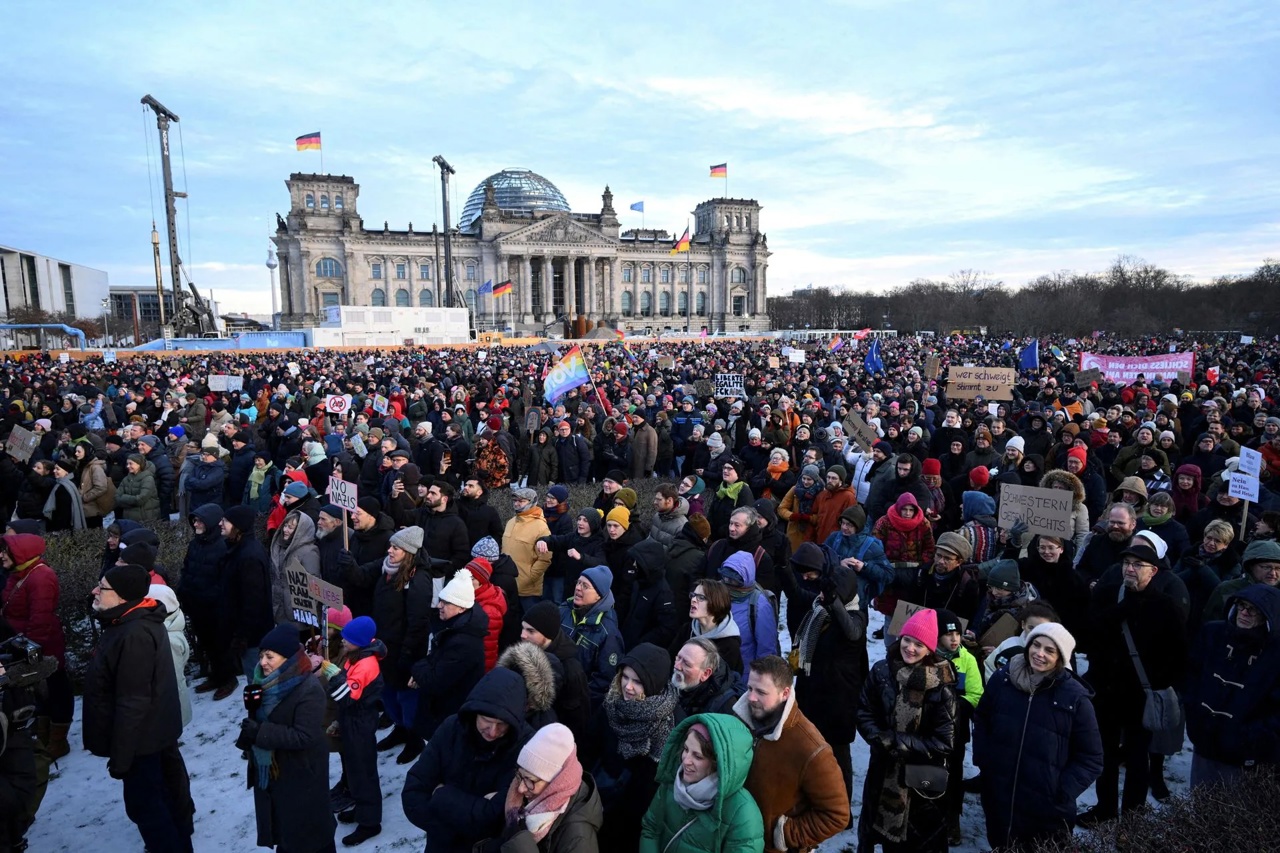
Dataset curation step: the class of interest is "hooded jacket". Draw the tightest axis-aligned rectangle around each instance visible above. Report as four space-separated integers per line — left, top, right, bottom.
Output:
79 456 116 518
474 577 509 672
0 534 65 664
865 454 932 524
185 456 226 510
403 668 533 853
497 641 559 731
719 551 779 672
559 590 625 707
620 539 678 651
639 713 764 853
412 605 490 739
178 503 229 603
959 490 1000 563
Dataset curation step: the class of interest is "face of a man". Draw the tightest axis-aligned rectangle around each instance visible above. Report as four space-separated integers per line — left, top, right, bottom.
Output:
825 472 841 491
1121 557 1157 592
744 670 789 721
425 486 444 509
727 512 750 540
1249 560 1280 586
1107 507 1135 541
671 644 711 690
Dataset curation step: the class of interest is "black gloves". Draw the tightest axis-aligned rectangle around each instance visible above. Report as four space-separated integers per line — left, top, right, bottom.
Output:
235 718 261 751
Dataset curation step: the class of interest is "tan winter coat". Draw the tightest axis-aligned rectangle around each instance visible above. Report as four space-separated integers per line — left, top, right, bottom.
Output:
503 506 552 596
79 458 116 519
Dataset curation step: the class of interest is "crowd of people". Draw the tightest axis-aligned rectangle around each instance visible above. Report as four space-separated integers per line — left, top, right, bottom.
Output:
1 329 1279 853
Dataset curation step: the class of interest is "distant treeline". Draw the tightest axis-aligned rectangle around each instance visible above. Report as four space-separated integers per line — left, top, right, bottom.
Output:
767 256 1280 336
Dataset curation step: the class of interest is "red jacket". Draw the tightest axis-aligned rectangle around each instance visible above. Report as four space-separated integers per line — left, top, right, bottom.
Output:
473 582 508 671
1 533 66 664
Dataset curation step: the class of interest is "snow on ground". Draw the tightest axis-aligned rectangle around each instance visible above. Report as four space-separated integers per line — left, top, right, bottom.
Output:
30 607 1193 853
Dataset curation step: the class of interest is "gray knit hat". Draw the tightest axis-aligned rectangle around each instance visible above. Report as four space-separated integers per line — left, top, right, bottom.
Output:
389 525 424 554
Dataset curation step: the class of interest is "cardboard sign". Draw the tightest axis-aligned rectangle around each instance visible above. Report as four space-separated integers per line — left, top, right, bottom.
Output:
1228 472 1260 502
308 574 344 613
987 402 1000 416
59 353 70 364
768 356 780 369
924 355 941 380
325 394 351 415
5 425 39 462
1239 446 1263 479
788 350 806 364
328 476 359 512
694 379 714 397
998 483 1074 538
1074 368 1104 387
373 394 389 415
286 562 324 629
845 414 880 454
287 361 300 377
657 356 675 369
890 599 967 636
102 350 117 364
1177 370 1191 385
714 374 745 398
207 374 244 392
978 613 1021 650
947 366 1016 400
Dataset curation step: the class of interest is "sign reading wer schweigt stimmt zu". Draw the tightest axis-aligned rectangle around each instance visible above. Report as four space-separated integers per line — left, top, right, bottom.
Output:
947 366 1016 400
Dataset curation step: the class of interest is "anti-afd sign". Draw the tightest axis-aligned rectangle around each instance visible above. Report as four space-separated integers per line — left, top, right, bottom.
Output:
845 414 880 454
286 561 344 629
998 483 1074 538
1078 352 1195 384
328 476 358 512
946 366 1016 400
714 373 745 398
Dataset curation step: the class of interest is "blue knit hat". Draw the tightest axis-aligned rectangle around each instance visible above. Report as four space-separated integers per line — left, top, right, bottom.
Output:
283 481 309 499
547 484 570 504
581 565 612 597
471 536 500 560
342 616 377 647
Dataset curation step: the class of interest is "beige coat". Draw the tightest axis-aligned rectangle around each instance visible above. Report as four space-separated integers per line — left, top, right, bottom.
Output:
78 458 116 519
503 507 552 596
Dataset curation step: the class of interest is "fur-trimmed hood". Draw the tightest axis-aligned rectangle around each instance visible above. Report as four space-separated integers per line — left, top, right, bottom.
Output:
1039 468 1085 507
497 640 558 714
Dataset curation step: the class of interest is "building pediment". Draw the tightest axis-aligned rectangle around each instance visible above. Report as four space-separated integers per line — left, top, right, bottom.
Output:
497 215 616 250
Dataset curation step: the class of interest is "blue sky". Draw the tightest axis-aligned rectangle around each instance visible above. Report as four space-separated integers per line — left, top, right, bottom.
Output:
3 1 1277 315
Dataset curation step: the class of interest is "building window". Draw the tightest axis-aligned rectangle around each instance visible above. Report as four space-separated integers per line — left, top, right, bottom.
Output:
679 267 689 284
659 292 671 316
320 194 330 209
660 267 670 284
620 290 633 316
697 292 707 315
59 264 75 315
395 288 410 307
371 263 382 280
641 267 652 284
419 263 431 279
316 258 342 278
419 289 434 307
678 292 689 316
731 267 746 284
622 266 633 283
396 263 406 280
733 295 747 315
465 289 478 313
335 194 344 210
371 288 386 307
698 268 708 284
466 263 477 281
305 193 315 208
640 291 652 317
322 292 340 308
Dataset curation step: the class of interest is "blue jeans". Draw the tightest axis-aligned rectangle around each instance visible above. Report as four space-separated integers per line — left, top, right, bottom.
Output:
383 686 419 733
542 576 566 605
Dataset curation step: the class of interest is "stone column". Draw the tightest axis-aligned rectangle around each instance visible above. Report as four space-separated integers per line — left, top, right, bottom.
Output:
521 255 533 321
584 256 595 323
712 253 725 331
609 258 620 319
565 256 576 319
541 255 553 319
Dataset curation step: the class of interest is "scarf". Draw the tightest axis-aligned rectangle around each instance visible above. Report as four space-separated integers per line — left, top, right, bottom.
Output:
1141 510 1172 528
603 683 679 761
247 463 271 499
250 649 313 790
874 657 952 843
716 480 745 502
673 772 719 812
886 504 925 534
44 477 87 530
1007 653 1054 694
795 592 861 674
794 478 823 515
505 749 584 842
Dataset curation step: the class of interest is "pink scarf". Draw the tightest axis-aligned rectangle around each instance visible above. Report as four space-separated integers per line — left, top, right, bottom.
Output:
504 749 584 843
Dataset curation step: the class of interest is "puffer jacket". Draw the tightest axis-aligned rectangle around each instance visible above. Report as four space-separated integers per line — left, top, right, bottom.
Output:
149 585 193 728
502 507 553 597
973 661 1104 847
559 594 625 706
639 713 764 853
114 460 161 521
177 503 229 604
719 551 778 672
411 605 489 739
0 534 65 664
78 457 116 519
185 456 226 510
646 497 689 551
474 580 509 671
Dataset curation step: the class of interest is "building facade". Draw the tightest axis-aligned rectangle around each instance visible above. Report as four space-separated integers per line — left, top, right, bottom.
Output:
0 244 110 320
271 169 770 334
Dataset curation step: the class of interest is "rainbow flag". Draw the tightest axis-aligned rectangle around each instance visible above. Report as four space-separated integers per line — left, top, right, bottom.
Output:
296 132 321 151
493 280 513 297
613 328 625 339
670 226 691 255
543 345 590 403
828 336 845 353
709 163 727 178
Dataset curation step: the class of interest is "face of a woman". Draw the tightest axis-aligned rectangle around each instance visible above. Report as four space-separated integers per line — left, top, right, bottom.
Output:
679 478 693 495
1037 539 1064 562
722 464 738 484
899 504 916 519
126 459 141 474
1203 534 1228 554
900 635 928 664
387 544 408 564
680 732 716 785
689 585 709 619
259 649 287 675
1027 636 1061 673
281 517 298 539
1177 475 1194 490
619 666 646 701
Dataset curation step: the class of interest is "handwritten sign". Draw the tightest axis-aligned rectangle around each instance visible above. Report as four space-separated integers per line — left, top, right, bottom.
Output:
286 563 323 629
4 425 39 462
845 414 880 454
998 483 1074 538
207 374 244 392
1074 368 1103 387
890 599 967 637
1228 472 1260 503
328 476 358 512
657 356 675 369
947 366 1016 400
767 356 779 369
1238 446 1263 479
1241 335 1254 345
103 350 117 364
714 374 745 398
694 379 714 397
978 613 1021 650
788 350 806 364
924 355 941 380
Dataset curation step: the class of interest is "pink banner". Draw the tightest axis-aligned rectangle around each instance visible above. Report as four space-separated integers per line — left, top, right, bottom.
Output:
1078 351 1195 383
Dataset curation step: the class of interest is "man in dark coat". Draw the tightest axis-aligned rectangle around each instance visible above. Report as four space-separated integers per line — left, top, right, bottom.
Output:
83 563 193 853
671 637 742 719
703 506 775 592
620 538 678 650
865 453 933 525
179 503 233 696
1082 530 1189 822
1076 503 1136 586
221 505 274 690
520 601 591 740
348 497 395 617
225 432 257 508
410 588 489 740
458 478 505 548
908 532 982 624
402 668 532 853
553 420 592 485
414 481 473 582
137 434 175 517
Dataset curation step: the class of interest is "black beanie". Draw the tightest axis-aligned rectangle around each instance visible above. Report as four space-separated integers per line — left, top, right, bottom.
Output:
259 624 301 658
522 601 562 641
104 564 151 602
618 643 672 697
119 541 156 573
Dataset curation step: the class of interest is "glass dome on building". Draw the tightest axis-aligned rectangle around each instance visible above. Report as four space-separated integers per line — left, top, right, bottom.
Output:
458 168 571 231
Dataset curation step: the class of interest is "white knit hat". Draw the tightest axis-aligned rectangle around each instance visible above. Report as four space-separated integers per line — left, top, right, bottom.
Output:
439 570 475 609
1026 622 1076 670
518 722 576 782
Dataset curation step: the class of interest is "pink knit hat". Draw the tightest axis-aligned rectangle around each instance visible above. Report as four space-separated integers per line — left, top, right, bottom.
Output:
327 605 353 630
900 608 939 653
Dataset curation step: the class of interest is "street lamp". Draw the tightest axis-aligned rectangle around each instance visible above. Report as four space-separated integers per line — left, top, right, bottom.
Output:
266 247 279 331
101 298 111 347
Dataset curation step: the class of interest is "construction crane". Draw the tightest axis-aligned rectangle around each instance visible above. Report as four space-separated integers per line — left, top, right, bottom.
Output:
141 94 220 338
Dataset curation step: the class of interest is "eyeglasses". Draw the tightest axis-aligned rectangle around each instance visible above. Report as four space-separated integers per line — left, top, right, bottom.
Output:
515 770 545 790
1121 559 1153 570
95 583 114 592
689 592 707 602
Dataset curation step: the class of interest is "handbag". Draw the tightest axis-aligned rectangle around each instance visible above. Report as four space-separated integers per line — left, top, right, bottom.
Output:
1120 616 1185 745
904 763 949 799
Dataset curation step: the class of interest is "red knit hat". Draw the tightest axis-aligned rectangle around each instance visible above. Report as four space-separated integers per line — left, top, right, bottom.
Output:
922 458 942 476
969 466 991 488
901 608 939 652
486 415 503 432
465 557 493 585
1067 446 1088 468
613 421 629 436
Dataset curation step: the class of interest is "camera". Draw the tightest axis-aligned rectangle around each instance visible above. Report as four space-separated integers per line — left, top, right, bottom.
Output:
0 635 55 691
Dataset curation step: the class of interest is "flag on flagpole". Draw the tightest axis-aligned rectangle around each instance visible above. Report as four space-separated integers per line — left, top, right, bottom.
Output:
1020 340 1040 370
1049 345 1065 361
670 226 691 255
622 342 638 364
828 336 845 353
613 328 625 340
478 279 494 295
709 163 727 178
852 328 872 340
295 132 321 151
630 201 644 212
864 339 884 374
492 280 513 297
543 345 591 403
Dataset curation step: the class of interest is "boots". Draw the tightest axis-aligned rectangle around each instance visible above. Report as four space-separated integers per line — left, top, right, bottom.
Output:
46 723 71 760
376 725 411 752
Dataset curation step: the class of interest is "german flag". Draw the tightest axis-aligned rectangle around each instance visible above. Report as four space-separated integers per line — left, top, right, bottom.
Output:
492 280 513 297
709 163 727 178
670 226 691 255
296 132 322 151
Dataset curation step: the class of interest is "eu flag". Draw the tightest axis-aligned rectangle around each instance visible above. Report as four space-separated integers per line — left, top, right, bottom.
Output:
630 201 644 212
1020 340 1040 370
864 339 884 374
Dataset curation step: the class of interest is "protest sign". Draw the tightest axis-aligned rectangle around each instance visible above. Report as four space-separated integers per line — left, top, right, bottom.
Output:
890 600 966 636
328 476 358 512
924 355 941 380
767 356 779 369
477 350 488 362
5 425 39 462
694 379 714 397
1239 446 1263 479
59 353 70 364
714 374 745 398
1228 472 1260 503
1241 334 1254 344
978 613 1021 650
788 351 806 364
207 374 243 392
325 394 351 415
987 402 1000 416
102 350 117 364
998 483 1074 538
286 562 326 629
287 361 300 377
946 366 1016 400
657 356 675 369
373 394 389 415
1074 368 1103 387
846 414 880 454
1078 351 1194 384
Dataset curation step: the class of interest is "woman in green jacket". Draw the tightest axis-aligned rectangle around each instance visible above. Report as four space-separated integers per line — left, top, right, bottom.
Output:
639 713 763 853
114 454 161 521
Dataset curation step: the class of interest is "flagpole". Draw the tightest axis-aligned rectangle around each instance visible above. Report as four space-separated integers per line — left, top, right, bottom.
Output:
319 128 324 174
685 218 692 335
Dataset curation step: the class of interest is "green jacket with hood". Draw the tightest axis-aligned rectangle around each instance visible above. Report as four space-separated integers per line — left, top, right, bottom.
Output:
639 713 764 853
